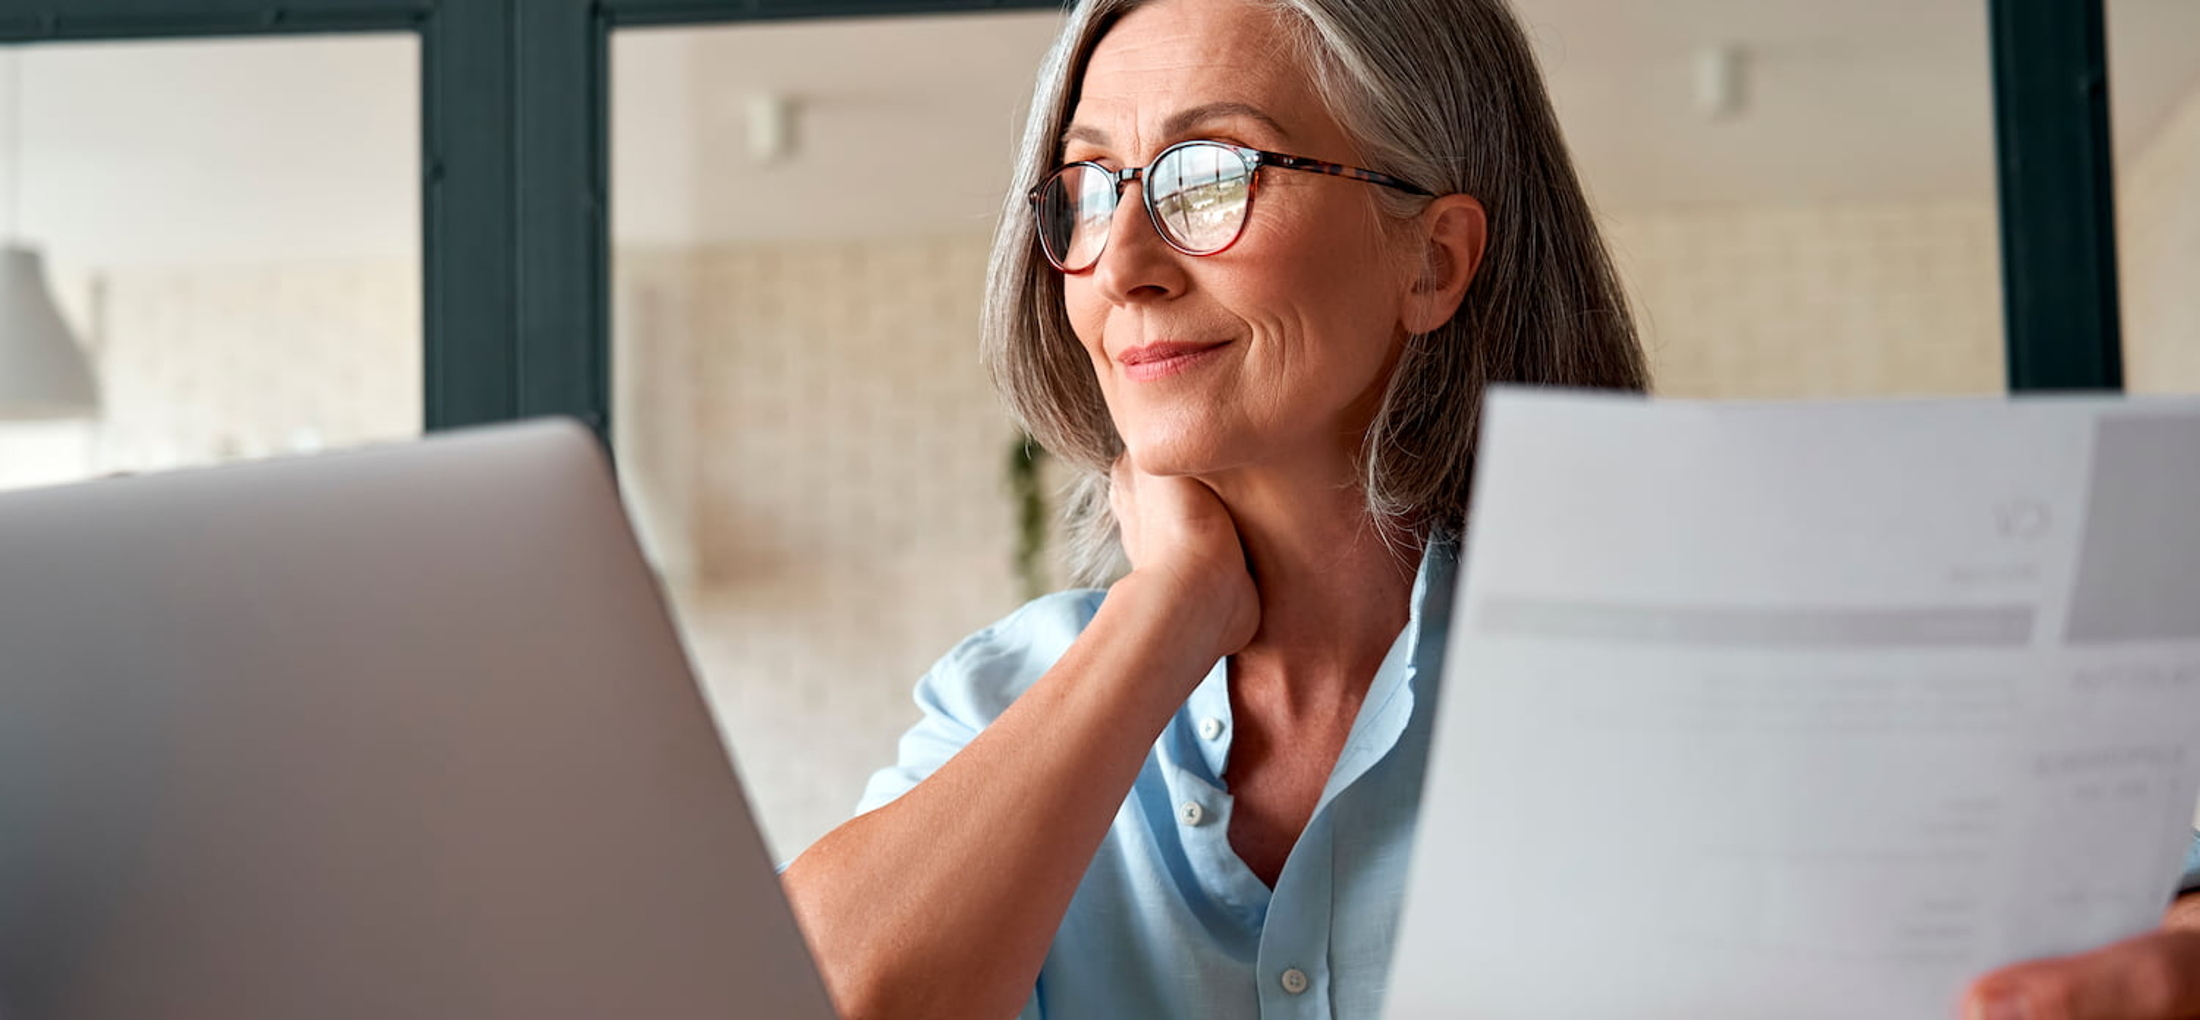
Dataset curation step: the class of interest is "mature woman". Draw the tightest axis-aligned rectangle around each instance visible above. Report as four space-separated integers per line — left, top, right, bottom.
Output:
782 0 2200 1017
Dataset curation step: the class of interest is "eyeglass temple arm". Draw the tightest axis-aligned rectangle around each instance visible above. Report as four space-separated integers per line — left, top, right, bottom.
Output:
1256 151 1433 197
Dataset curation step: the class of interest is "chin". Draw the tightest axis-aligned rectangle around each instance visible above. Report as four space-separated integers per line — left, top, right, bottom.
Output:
1119 424 1248 478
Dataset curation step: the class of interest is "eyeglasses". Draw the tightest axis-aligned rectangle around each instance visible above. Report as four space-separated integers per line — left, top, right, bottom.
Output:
1027 139 1433 274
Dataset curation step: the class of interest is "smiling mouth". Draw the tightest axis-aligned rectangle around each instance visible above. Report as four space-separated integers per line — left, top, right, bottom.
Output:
1117 341 1229 382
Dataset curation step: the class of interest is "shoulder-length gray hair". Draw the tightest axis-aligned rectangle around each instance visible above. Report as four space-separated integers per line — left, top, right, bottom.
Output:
983 0 1649 585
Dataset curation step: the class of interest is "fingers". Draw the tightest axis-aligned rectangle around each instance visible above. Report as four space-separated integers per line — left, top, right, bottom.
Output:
1099 457 1259 654
1962 929 2200 1020
1105 457 1244 579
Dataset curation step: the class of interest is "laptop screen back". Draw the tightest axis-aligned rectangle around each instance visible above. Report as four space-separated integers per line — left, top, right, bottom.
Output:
0 420 835 1020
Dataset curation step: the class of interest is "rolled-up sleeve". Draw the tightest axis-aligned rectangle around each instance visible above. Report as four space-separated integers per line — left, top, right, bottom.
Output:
852 659 984 815
854 590 1104 816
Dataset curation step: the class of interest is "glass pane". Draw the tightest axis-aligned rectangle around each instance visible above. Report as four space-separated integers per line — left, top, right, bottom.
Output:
1529 2 2006 397
612 13 1065 861
0 36 420 493
2109 0 2200 396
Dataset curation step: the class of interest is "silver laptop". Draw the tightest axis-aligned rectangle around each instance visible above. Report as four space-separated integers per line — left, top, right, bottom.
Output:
0 419 838 1020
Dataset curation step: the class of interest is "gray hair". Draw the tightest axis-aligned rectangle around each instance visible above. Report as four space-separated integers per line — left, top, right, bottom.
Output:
982 0 1649 586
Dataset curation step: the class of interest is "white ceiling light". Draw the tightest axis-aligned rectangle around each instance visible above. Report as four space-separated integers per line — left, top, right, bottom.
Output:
1695 43 1749 121
745 92 797 166
0 50 99 422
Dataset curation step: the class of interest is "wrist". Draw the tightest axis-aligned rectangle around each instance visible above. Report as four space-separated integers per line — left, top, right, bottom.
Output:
1103 569 1241 673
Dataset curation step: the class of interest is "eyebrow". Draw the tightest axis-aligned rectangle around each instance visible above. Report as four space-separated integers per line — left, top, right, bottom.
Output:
1059 101 1295 153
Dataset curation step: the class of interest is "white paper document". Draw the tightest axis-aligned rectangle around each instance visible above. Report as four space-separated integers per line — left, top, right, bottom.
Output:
1388 389 2200 1019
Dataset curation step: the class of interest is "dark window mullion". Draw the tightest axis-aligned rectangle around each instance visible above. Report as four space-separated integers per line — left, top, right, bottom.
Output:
512 0 610 439
1989 0 2124 393
422 0 520 429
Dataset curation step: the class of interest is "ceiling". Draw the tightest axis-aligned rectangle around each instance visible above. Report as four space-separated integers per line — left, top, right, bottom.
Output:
612 0 2200 244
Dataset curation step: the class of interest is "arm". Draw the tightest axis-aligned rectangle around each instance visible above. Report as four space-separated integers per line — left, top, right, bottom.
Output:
780 468 1256 1020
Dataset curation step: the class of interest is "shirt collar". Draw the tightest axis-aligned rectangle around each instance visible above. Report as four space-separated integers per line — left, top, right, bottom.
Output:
1318 536 1456 809
1176 537 1459 801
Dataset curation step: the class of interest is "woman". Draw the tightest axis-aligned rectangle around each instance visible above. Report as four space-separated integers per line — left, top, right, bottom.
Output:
782 0 2200 1017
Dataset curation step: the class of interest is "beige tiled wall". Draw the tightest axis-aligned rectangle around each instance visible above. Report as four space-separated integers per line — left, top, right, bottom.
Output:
2121 79 2200 395
89 260 422 467
615 238 1035 858
1608 200 2006 399
0 259 420 491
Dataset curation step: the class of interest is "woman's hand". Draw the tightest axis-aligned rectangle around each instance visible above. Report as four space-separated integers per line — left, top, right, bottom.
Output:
1959 896 2200 1018
1109 457 1260 661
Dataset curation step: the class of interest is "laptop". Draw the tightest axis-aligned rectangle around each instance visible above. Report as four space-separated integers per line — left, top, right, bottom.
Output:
0 419 839 1020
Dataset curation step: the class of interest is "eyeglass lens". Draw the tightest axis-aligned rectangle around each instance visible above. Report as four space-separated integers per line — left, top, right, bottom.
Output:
1038 143 1254 271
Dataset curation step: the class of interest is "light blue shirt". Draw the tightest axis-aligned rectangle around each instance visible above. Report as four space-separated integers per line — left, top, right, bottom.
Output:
856 542 1456 1020
856 541 2200 1019
2184 835 2200 896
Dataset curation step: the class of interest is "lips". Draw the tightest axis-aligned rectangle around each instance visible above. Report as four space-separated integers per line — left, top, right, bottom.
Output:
1117 341 1225 366
1115 341 1230 382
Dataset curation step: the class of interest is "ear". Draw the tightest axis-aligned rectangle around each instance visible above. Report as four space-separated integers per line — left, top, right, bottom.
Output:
1399 193 1488 335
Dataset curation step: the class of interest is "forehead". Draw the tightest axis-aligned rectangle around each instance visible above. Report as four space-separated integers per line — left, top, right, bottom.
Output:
1069 0 1332 149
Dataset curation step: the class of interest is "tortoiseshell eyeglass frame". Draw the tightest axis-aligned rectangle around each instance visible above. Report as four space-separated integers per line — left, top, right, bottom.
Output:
1026 139 1435 273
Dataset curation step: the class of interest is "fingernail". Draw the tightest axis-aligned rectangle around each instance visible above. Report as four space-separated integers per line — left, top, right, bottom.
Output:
1968 994 2028 1020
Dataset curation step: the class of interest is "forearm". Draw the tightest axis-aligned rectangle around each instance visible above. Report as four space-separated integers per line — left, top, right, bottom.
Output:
782 577 1219 1020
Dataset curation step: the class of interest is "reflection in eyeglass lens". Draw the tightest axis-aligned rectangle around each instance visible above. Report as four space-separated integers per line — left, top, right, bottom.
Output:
1042 164 1116 269
1153 145 1246 253
1070 167 1113 267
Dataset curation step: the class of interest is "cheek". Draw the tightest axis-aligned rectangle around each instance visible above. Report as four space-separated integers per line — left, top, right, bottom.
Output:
1061 279 1111 365
1240 265 1406 422
1250 196 1401 313
1247 226 1401 355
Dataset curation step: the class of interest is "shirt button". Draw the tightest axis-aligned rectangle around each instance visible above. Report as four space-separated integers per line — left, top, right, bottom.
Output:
1198 717 1225 740
1280 967 1309 995
1178 801 1206 827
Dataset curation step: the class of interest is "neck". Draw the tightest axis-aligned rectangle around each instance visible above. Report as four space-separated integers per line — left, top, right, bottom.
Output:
1200 455 1421 715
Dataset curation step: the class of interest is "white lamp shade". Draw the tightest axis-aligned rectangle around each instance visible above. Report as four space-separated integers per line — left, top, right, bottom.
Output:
0 244 100 421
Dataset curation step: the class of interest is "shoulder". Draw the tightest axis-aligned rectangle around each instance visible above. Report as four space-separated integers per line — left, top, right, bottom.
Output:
916 588 1108 727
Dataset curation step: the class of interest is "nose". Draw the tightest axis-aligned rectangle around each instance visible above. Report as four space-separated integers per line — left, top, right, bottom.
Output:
1088 178 1187 306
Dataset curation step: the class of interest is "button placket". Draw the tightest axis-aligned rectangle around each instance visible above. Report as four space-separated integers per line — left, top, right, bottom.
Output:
1182 657 1234 781
1254 807 1340 1014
